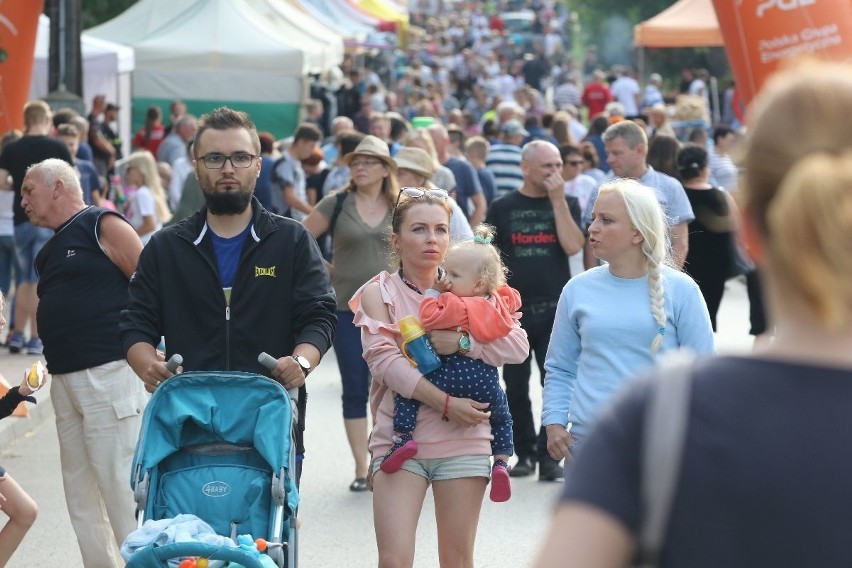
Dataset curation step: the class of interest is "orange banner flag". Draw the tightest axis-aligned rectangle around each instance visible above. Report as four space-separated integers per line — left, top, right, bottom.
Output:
0 0 45 133
713 0 852 107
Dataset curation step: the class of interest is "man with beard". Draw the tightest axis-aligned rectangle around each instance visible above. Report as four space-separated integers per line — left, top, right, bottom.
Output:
120 107 337 482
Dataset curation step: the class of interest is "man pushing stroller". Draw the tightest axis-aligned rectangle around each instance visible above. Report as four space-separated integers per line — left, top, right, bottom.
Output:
120 106 337 483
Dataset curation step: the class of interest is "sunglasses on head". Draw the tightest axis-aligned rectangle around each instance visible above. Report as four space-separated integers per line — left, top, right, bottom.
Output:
395 186 450 207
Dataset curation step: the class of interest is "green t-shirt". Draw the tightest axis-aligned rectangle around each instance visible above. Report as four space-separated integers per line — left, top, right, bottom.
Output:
316 191 392 311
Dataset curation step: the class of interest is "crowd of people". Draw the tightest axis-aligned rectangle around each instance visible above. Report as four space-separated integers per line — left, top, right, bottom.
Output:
0 1 827 566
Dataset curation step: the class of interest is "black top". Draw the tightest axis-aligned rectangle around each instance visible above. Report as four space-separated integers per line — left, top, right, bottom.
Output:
0 135 73 225
36 207 130 374
563 356 852 567
485 191 582 305
683 186 736 283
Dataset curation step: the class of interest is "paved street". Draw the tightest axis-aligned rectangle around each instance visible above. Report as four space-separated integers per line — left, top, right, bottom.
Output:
0 277 755 567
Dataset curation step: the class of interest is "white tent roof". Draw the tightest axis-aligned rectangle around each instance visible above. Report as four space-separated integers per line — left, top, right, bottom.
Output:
34 14 134 77
87 0 343 102
31 14 135 104
87 0 343 73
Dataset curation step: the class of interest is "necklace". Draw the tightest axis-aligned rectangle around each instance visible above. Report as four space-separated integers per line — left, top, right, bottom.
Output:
398 267 445 295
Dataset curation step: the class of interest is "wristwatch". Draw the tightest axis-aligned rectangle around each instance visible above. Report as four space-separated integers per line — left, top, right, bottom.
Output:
292 355 312 377
456 332 471 355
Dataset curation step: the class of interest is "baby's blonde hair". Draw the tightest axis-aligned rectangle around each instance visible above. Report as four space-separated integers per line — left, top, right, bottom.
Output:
448 224 507 293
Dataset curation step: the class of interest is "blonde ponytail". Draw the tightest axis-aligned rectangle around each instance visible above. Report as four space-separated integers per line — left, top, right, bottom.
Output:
768 150 852 329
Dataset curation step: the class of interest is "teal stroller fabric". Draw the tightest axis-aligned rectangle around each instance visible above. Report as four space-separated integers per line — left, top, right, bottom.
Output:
130 371 298 554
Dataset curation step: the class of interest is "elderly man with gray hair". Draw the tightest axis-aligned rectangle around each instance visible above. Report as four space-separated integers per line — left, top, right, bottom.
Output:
20 159 148 566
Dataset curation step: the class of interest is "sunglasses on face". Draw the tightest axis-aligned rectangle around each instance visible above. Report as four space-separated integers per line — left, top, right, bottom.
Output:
566 160 585 166
395 186 450 208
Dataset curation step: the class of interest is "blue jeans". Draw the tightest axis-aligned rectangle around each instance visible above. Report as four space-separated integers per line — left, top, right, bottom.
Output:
14 222 52 283
333 310 371 419
0 235 18 296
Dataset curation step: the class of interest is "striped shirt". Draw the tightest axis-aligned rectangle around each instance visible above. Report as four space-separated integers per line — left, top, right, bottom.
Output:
485 143 524 198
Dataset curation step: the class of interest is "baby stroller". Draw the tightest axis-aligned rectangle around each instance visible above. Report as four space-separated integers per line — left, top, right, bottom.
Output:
126 354 299 567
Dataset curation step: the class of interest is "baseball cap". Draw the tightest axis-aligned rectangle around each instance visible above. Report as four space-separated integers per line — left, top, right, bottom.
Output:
500 119 529 137
105 103 120 111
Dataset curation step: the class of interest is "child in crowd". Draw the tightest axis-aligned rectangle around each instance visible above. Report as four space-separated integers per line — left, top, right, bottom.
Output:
0 292 45 566
382 224 521 502
463 136 497 205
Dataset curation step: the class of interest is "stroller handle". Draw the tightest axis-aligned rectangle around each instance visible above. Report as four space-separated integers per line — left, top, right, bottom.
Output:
165 354 183 374
258 352 300 403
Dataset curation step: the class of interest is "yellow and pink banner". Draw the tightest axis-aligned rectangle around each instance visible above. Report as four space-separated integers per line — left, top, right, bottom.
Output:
713 0 852 105
0 0 44 133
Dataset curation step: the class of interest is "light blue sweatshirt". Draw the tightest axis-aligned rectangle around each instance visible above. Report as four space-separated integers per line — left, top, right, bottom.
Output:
542 265 715 438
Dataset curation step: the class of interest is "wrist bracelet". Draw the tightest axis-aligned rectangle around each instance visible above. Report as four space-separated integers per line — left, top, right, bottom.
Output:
442 392 450 422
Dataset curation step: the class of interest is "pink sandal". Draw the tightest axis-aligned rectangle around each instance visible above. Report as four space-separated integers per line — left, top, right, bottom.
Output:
380 434 418 473
490 460 512 502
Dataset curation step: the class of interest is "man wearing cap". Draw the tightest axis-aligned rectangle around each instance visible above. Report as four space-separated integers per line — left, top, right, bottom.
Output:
88 95 116 177
643 73 665 109
271 123 322 220
393 146 473 242
428 124 487 227
485 119 528 199
101 103 123 166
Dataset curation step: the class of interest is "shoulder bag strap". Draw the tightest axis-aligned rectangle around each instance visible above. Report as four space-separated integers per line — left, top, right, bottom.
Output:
328 190 348 237
637 351 696 568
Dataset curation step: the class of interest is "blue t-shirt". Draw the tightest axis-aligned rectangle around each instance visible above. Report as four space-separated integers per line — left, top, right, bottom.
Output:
210 223 252 291
582 166 695 228
476 167 497 205
76 160 101 205
444 156 483 219
255 155 275 211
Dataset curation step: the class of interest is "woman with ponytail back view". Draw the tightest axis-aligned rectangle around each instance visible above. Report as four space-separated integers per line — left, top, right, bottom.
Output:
541 178 714 469
534 61 852 568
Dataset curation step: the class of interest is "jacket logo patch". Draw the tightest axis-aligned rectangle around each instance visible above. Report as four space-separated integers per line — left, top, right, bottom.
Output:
66 249 76 259
255 265 276 277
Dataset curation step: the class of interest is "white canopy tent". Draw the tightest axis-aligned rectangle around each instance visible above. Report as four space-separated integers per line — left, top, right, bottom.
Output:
31 15 135 152
86 0 344 137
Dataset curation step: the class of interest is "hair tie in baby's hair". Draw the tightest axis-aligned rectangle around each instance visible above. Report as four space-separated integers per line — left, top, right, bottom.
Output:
658 326 666 335
474 235 493 245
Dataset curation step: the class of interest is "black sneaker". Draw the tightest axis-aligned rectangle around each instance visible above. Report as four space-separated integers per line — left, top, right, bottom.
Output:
539 458 565 482
509 456 535 478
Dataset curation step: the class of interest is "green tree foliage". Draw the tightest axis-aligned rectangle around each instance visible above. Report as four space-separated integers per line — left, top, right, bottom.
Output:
81 0 137 29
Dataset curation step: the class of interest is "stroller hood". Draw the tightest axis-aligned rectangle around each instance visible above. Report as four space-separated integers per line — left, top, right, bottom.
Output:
131 371 298 514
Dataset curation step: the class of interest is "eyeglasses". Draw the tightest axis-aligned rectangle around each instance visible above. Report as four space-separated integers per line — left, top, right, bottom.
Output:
395 186 450 208
350 159 384 169
199 152 259 169
566 160 585 166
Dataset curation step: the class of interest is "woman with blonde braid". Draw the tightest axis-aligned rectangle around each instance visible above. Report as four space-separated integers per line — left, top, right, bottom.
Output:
534 61 852 568
541 178 713 466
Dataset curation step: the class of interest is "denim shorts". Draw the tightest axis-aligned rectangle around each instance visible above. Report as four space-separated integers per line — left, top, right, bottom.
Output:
371 454 491 482
14 222 52 282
